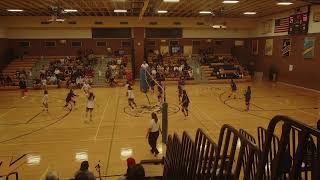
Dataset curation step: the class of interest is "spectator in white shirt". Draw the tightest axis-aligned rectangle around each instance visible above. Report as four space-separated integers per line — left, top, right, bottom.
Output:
141 61 149 70
54 68 60 75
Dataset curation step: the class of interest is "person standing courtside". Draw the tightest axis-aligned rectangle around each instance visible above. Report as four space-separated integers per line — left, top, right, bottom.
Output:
228 79 237 99
181 90 190 118
42 90 49 112
146 112 161 157
86 92 95 121
244 86 251 111
19 78 27 99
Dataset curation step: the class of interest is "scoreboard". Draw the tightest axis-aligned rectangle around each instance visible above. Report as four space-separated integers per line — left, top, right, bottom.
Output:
288 13 309 35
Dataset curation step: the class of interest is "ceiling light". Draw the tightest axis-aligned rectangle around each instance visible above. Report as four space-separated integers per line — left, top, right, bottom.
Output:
158 10 168 14
212 25 227 29
243 12 257 15
56 18 65 22
222 0 239 4
64 9 78 12
7 9 23 12
114 9 127 13
199 11 212 14
277 1 293 5
163 0 180 2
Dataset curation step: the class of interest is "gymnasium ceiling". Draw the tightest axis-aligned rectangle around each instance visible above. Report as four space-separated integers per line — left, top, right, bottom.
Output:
0 0 312 17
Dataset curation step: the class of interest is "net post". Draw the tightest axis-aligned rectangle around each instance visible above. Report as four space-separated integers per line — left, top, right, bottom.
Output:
162 102 168 144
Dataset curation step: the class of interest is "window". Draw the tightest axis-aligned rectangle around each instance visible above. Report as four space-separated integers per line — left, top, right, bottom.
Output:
121 41 131 48
169 40 179 46
96 41 107 47
44 41 56 47
192 40 201 46
18 41 30 48
71 41 82 48
92 28 131 38
145 40 156 47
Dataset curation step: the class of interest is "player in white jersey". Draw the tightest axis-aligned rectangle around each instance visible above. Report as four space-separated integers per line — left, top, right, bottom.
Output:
81 82 91 96
86 92 95 121
127 85 137 109
42 90 48 112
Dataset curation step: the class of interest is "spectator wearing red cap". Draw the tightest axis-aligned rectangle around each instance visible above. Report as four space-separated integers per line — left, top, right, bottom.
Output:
118 157 145 180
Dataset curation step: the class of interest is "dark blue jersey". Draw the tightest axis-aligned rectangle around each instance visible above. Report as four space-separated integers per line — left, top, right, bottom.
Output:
245 90 251 102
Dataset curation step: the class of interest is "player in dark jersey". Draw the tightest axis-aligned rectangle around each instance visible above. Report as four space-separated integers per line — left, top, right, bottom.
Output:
64 89 78 108
228 79 237 99
177 78 185 102
19 78 27 99
181 90 190 118
244 86 251 111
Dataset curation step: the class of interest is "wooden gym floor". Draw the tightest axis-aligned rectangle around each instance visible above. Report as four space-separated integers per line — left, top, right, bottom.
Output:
0 81 319 179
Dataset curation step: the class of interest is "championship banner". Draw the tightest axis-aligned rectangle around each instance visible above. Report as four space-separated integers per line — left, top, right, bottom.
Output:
282 39 291 57
303 37 316 59
265 39 273 56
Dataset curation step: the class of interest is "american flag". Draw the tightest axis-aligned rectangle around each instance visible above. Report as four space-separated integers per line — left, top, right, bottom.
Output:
274 17 289 33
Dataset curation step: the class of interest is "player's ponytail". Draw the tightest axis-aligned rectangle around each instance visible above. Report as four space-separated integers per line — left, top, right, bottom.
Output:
151 112 158 123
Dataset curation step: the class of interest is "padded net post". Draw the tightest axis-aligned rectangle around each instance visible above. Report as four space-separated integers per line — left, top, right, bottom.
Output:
162 102 168 144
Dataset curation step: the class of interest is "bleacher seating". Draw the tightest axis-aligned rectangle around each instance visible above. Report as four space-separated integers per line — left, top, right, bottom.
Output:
1 57 38 86
102 55 133 86
147 53 194 81
200 54 251 83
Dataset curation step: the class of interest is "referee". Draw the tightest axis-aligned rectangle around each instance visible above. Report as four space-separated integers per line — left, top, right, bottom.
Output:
146 112 162 157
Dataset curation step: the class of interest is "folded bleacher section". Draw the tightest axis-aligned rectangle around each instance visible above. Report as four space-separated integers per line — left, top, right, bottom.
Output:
200 54 251 83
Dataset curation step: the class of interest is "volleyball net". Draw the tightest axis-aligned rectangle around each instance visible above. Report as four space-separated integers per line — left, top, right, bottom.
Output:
140 67 168 144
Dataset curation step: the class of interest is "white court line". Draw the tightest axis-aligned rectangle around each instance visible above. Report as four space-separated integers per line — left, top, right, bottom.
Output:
94 96 111 141
0 108 16 119
1 136 147 146
39 166 50 180
278 82 320 94
297 109 319 118
195 105 221 128
190 105 220 139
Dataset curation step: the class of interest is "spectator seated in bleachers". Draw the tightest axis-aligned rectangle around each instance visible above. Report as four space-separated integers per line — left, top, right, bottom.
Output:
146 53 194 80
0 73 4 86
0 73 13 87
200 54 248 80
38 54 96 88
32 78 42 89
118 157 145 180
104 55 130 86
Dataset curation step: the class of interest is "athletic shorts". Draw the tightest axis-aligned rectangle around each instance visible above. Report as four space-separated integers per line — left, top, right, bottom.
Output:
182 103 189 108
86 107 93 112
